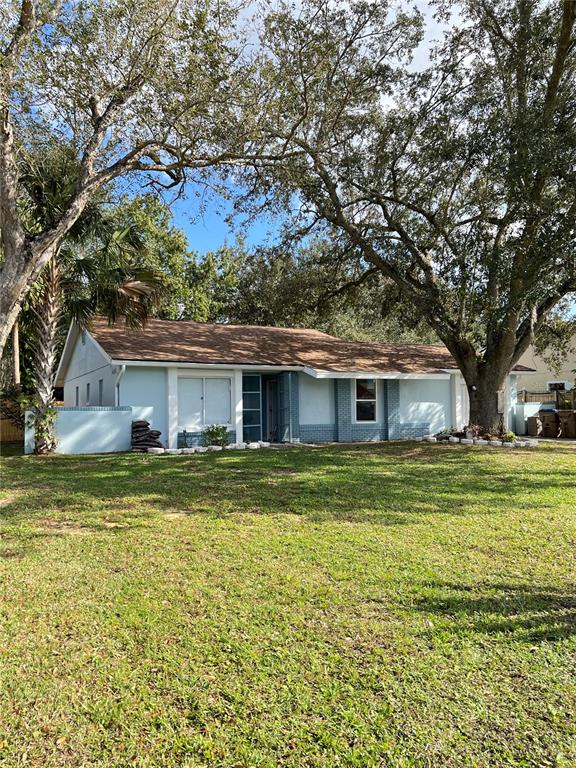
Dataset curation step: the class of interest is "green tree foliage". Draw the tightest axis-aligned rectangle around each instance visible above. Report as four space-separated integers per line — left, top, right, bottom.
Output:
215 239 437 343
532 301 576 374
180 245 241 322
110 195 194 320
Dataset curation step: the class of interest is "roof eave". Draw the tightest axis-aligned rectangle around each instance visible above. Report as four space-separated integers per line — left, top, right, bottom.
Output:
108 358 453 378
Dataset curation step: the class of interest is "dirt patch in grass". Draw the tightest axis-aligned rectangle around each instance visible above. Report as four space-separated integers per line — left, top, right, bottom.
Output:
36 518 92 536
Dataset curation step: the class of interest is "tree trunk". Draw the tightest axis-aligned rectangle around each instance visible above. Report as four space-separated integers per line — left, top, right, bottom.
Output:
0 235 63 358
31 257 62 455
466 367 506 434
33 257 62 407
11 320 20 390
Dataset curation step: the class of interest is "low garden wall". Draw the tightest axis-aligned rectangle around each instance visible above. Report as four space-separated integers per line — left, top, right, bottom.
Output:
25 405 154 455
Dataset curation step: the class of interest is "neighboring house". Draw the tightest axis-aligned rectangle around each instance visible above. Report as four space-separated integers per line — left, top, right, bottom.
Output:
55 318 531 448
515 336 576 395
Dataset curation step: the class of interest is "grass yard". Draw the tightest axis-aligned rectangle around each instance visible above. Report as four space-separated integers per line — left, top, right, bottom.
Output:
0 442 575 767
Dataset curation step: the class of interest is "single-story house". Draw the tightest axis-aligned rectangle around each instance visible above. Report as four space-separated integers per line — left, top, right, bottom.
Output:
55 318 531 448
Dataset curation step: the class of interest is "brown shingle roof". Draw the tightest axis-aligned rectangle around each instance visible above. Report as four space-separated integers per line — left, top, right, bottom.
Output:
88 317 533 374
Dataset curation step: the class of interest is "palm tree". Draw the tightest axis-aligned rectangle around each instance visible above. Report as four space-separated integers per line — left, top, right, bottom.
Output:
20 146 165 452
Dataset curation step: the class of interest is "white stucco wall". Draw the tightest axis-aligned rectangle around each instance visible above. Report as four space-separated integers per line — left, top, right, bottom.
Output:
299 376 335 424
399 379 452 434
63 332 115 406
120 367 168 446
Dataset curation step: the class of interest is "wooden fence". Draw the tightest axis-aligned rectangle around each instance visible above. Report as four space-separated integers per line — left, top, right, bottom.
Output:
0 417 23 443
517 390 575 408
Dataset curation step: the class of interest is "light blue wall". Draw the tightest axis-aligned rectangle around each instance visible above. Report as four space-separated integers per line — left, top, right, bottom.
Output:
398 379 451 435
120 367 168 447
299 376 335 424
63 332 115 406
25 407 133 454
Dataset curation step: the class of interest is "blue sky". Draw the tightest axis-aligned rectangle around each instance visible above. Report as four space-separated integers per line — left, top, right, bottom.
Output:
168 190 279 255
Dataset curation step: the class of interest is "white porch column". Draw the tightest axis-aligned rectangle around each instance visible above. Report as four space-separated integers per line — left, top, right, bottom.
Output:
167 367 178 449
450 374 459 430
451 373 468 430
501 375 517 432
234 369 243 444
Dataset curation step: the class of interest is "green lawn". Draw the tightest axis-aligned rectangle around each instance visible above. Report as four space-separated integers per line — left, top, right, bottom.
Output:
0 442 575 767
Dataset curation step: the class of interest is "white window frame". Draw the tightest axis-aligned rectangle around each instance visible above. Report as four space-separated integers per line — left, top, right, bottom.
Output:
352 378 378 423
177 375 232 429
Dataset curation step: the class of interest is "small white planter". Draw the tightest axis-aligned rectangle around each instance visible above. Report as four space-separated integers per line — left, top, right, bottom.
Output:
460 438 474 445
258 441 271 448
489 440 502 447
181 448 196 454
165 448 181 455
195 446 208 453
234 442 247 450
474 439 488 445
206 445 223 452
502 441 515 448
448 436 460 443
147 447 165 454
248 442 261 449
423 436 437 443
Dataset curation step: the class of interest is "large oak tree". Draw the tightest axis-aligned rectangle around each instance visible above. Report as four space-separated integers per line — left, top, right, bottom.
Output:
247 0 576 429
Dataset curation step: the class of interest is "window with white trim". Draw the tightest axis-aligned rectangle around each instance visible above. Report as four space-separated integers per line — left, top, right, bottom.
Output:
547 381 567 392
177 377 232 429
355 379 377 421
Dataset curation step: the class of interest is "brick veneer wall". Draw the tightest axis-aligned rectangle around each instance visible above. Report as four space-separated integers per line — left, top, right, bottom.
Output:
333 379 387 442
299 424 338 442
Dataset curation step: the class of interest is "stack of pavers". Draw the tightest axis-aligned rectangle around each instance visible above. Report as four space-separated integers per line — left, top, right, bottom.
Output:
131 420 163 452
